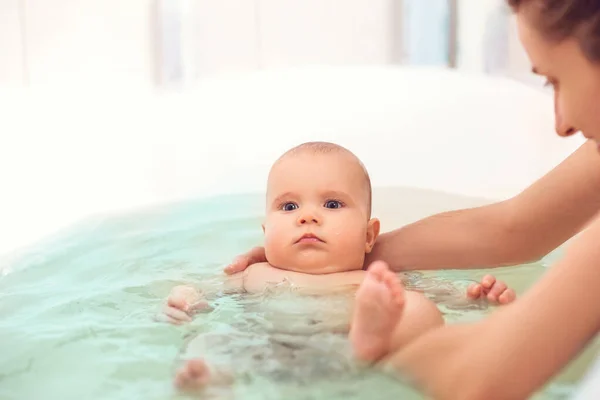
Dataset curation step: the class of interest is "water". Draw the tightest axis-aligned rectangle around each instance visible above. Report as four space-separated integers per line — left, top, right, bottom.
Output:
0 188 592 399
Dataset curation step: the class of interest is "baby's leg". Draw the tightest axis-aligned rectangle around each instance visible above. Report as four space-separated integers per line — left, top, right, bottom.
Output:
350 261 444 363
174 333 235 392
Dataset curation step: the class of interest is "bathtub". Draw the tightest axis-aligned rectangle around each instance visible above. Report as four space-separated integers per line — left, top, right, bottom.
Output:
0 66 592 399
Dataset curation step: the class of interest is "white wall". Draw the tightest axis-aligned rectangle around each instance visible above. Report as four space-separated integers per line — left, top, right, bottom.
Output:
0 0 398 88
457 0 502 72
180 0 261 80
0 0 539 88
256 0 392 68
0 0 25 85
24 0 155 87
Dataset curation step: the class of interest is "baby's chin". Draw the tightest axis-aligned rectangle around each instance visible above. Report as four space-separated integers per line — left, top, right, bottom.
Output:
271 259 363 275
265 246 365 274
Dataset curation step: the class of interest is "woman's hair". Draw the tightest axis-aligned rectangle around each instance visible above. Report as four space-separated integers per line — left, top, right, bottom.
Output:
507 0 600 62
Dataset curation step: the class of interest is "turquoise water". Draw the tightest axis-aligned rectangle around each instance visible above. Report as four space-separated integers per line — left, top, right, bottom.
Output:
0 192 583 399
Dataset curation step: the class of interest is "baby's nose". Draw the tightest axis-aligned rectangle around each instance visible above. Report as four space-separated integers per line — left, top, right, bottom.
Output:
297 213 320 225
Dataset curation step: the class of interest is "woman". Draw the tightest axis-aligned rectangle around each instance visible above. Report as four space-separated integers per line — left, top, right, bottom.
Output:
225 1 600 398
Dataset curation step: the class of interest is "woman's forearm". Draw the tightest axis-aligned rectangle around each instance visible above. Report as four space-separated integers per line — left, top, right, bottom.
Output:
391 216 600 400
366 202 529 271
367 142 600 272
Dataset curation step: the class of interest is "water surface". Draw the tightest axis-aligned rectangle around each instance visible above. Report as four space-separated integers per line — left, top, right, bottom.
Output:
0 187 590 399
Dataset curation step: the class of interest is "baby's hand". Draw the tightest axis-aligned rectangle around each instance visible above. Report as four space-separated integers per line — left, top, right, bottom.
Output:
162 285 209 324
467 275 516 305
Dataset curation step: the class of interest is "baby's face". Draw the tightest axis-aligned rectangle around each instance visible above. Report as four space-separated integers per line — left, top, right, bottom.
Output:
263 151 379 274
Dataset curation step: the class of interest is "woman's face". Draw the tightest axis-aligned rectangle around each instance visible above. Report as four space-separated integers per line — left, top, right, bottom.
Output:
516 10 600 149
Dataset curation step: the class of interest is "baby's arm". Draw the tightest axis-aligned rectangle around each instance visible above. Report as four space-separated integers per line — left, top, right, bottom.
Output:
162 285 209 324
161 272 246 325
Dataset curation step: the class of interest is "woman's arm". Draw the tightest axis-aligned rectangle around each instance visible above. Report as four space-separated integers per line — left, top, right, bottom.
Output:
387 213 600 400
367 140 600 271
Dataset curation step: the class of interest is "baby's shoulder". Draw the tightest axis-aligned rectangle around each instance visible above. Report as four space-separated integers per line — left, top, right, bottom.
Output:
243 263 289 293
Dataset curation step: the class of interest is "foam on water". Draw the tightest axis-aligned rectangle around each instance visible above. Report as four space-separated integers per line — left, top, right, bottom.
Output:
0 188 590 400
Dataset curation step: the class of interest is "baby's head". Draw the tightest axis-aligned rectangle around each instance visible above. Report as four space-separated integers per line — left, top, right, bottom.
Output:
262 142 380 274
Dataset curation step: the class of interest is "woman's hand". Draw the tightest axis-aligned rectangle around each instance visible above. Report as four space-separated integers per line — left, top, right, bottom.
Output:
223 246 267 275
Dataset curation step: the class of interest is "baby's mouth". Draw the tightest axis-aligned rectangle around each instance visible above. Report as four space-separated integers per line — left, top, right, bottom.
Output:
295 233 325 244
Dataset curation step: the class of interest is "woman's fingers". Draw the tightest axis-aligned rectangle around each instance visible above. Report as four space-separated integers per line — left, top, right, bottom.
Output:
224 246 267 275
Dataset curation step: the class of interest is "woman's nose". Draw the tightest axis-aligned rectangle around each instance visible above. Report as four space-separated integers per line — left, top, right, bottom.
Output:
555 95 577 137
556 121 577 137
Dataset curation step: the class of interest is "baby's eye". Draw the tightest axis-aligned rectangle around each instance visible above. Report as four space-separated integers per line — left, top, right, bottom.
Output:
281 202 298 211
324 200 343 209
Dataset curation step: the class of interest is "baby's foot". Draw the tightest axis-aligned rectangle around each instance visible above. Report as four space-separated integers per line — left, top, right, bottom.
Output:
174 358 233 392
350 261 405 363
467 274 516 305
174 359 212 391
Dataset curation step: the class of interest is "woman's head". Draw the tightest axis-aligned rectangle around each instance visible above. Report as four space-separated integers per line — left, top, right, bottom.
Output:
508 0 600 146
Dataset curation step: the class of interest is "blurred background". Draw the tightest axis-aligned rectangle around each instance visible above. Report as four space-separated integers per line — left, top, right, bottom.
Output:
0 0 542 89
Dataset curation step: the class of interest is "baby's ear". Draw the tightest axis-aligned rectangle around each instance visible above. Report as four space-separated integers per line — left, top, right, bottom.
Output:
365 218 380 253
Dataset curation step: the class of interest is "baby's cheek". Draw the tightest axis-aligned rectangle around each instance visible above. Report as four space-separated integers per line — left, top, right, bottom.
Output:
331 232 368 269
263 226 289 265
333 228 368 251
264 228 282 250
334 220 367 241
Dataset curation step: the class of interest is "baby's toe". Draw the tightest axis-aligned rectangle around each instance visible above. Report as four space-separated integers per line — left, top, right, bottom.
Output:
487 281 508 302
481 274 496 289
499 288 516 305
467 283 482 299
367 261 389 281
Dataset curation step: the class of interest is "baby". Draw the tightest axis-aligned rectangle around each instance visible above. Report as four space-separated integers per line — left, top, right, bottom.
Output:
162 141 515 390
